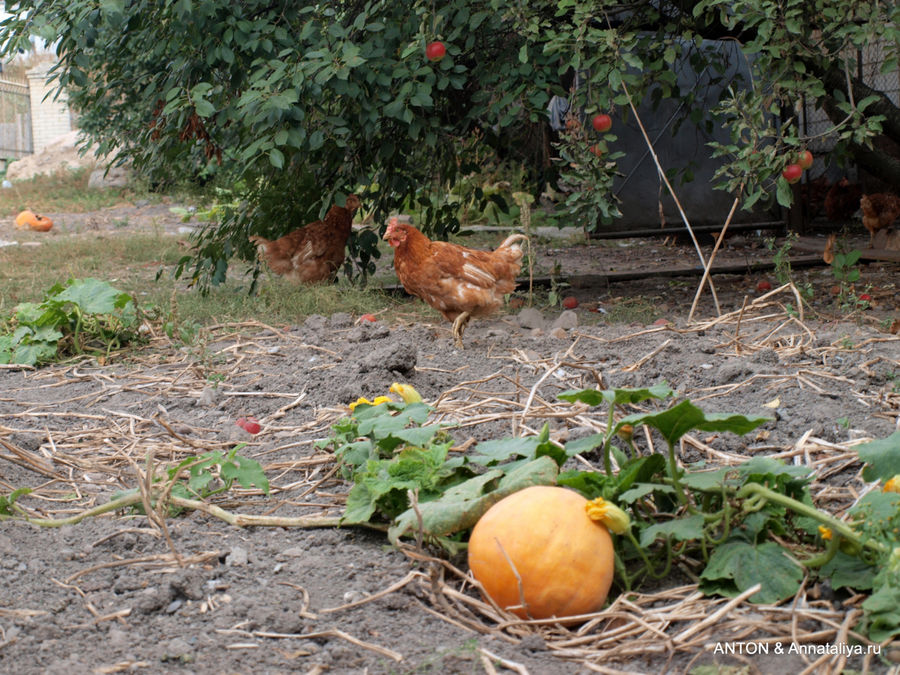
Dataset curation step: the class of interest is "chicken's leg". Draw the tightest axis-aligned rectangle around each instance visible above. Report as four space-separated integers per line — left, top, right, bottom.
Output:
451 312 471 348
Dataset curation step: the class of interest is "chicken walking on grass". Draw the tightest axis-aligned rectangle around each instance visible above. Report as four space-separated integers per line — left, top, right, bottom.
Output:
249 194 361 283
383 217 526 348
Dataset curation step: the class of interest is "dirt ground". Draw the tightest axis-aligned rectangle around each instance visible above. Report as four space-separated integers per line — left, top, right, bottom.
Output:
2 203 900 674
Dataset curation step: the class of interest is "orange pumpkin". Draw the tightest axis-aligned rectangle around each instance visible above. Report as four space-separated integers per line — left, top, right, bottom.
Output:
15 210 53 232
14 209 34 229
467 485 615 621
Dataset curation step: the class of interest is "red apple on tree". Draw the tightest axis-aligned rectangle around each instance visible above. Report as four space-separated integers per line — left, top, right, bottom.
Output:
782 163 803 184
425 41 446 61
591 113 612 132
797 150 813 170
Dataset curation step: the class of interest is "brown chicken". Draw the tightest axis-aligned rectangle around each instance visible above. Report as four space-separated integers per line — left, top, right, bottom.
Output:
384 218 526 347
824 178 863 222
249 194 361 283
860 193 900 244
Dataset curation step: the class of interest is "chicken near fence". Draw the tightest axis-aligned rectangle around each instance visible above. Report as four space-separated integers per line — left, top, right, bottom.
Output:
383 218 526 348
249 194 361 283
824 178 863 222
860 193 900 245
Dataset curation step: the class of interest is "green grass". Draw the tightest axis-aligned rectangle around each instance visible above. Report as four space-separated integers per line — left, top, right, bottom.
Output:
0 230 182 309
0 224 426 332
0 172 567 340
0 168 153 216
164 276 413 327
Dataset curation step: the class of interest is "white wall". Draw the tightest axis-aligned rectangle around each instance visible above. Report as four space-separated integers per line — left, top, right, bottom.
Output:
26 62 73 153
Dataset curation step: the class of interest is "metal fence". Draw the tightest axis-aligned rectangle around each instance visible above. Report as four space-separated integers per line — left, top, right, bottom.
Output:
0 78 32 160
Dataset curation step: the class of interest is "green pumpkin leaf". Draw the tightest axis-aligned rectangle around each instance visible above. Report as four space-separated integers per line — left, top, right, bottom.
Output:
54 278 133 315
861 584 900 642
820 551 877 591
558 383 674 407
640 513 706 547
857 431 900 482
387 456 558 545
700 540 803 604
618 400 769 447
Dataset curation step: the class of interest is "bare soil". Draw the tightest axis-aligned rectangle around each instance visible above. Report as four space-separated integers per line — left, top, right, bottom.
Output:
2 203 900 674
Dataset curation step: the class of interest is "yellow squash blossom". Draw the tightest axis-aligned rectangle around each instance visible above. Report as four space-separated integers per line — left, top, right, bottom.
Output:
349 395 393 411
389 382 423 404
585 497 631 535
883 475 900 494
818 525 833 540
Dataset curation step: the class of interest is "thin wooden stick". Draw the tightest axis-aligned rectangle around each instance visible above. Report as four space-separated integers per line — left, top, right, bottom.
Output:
618 77 720 315
688 193 742 322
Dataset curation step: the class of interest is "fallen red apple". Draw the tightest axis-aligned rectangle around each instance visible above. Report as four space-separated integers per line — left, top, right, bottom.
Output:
782 163 803 184
562 296 578 309
359 313 377 323
236 416 261 434
858 293 872 303
425 41 446 61
592 113 612 133
757 280 773 292
797 150 813 170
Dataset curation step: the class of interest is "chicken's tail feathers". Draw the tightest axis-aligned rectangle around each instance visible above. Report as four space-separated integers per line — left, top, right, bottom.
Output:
248 235 270 247
497 233 528 250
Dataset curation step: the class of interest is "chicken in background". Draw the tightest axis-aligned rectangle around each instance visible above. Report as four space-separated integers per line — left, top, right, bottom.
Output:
799 175 830 220
860 192 900 245
824 178 863 222
383 218 526 347
249 194 361 283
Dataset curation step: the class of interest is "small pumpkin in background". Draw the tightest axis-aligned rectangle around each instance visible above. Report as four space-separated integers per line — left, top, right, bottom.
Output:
467 485 617 621
15 209 53 232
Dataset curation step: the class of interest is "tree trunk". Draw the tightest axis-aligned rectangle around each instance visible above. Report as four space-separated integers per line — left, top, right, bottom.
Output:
821 95 900 188
816 63 900 142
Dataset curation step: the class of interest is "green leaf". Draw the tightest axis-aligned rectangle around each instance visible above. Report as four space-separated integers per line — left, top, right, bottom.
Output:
615 454 667 494
563 433 605 457
700 540 803 604
268 148 284 168
470 436 539 466
620 400 769 448
862 584 900 642
558 383 674 407
640 513 706 547
0 487 32 515
776 179 794 208
619 482 677 503
820 551 877 591
680 466 732 491
557 469 615 499
221 454 270 494
344 480 379 524
857 431 900 482
15 341 58 365
54 278 133 315
387 455 559 545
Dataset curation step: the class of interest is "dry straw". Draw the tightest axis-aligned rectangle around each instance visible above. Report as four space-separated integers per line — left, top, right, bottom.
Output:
2 294 898 673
